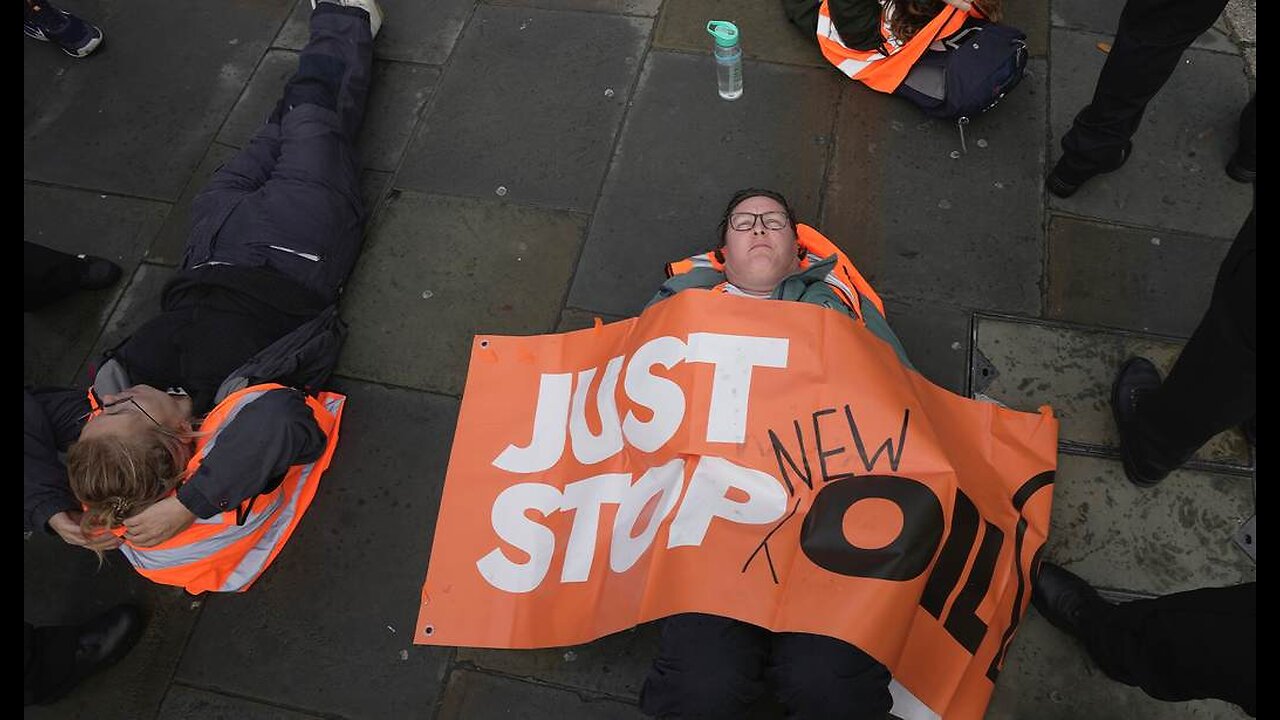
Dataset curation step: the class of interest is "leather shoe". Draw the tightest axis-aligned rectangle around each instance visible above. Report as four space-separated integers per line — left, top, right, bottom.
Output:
72 604 144 683
1046 141 1133 198
74 254 123 291
1031 562 1111 639
1111 357 1165 487
1226 149 1256 184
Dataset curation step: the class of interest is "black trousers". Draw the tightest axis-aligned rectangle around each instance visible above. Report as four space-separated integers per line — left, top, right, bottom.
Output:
1083 583 1256 716
639 613 892 720
1129 205 1255 478
24 621 78 706
1059 0 1229 171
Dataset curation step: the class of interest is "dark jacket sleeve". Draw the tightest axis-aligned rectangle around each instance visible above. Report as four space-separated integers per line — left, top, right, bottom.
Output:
176 388 327 519
24 388 91 533
828 0 886 51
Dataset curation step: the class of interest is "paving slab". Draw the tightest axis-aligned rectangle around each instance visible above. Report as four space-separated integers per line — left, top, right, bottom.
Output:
882 298 971 395
458 625 661 700
971 314 1251 468
175 379 457 718
490 0 662 16
987 608 1251 719
157 687 326 720
23 0 294 200
822 59 1047 315
337 192 587 394
397 6 650 212
76 262 179 384
558 307 627 332
1050 0 1238 53
24 532 201 720
148 143 241 267
1046 215 1231 337
275 0 475 65
1045 454 1253 596
1048 30 1252 239
1003 0 1049 57
568 52 842 316
24 184 170 387
219 51 439 173
362 169 395 218
654 0 828 67
437 669 649 719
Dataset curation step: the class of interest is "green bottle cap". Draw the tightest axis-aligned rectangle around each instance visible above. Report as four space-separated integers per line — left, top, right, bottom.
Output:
706 20 739 48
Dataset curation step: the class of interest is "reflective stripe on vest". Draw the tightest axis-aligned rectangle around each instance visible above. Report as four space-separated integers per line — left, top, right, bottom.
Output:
816 0 971 93
665 224 886 320
119 386 346 594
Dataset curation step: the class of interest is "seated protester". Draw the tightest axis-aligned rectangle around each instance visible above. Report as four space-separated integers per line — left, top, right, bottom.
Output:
782 0 1001 92
22 0 383 595
639 188 910 719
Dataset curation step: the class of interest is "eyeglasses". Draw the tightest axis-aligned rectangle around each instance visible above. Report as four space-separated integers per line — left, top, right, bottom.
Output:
81 389 162 428
728 211 789 232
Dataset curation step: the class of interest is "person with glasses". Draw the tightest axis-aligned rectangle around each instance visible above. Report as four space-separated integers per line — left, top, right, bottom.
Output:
23 0 382 593
640 188 910 719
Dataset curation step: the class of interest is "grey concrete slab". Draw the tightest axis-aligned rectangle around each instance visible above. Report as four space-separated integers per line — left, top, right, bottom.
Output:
822 59 1047 315
568 52 842 316
397 6 650 212
76 262 179 384
654 0 827 68
882 298 971 395
558 307 627 332
1043 454 1253 597
219 52 438 173
437 669 649 719
24 185 169 387
148 143 240 267
1048 30 1252 238
458 626 660 700
971 315 1251 468
490 0 662 16
1046 215 1231 337
362 169 394 218
337 192 586 394
1049 0 1237 53
23 0 294 201
275 0 475 65
987 608 1251 719
157 687 326 720
1003 0 1048 57
24 532 201 720
174 379 457 718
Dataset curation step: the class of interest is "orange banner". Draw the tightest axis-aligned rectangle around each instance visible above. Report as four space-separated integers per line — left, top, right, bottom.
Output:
417 290 1057 719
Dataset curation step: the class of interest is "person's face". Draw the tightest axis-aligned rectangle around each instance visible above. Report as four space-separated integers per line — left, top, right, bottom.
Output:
721 196 800 294
79 385 194 442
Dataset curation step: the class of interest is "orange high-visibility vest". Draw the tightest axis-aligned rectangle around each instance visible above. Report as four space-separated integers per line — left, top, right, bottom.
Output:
665 223 885 320
115 384 346 594
816 1 974 93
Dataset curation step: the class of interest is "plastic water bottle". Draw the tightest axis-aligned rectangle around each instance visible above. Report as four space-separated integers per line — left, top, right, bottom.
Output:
706 20 742 100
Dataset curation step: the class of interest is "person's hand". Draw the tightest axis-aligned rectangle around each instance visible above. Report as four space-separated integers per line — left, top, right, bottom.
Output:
122 497 196 547
48 510 123 551
942 0 973 11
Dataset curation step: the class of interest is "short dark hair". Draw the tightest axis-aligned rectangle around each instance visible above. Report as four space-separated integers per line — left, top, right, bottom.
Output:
716 188 799 249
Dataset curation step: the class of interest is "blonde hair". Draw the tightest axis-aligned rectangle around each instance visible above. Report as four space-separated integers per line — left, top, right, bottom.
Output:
887 0 1003 43
67 426 196 537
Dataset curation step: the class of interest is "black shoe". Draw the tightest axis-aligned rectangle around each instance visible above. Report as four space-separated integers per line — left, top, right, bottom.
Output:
1226 149 1256 183
69 605 144 693
1110 357 1166 487
1242 415 1256 447
74 254 123 291
1031 562 1111 639
1046 141 1133 199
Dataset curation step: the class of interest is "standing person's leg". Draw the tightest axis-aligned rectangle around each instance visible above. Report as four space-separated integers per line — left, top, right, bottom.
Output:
185 2 377 303
640 614 771 719
768 632 893 719
1227 95 1256 182
1048 0 1228 196
1113 205 1255 485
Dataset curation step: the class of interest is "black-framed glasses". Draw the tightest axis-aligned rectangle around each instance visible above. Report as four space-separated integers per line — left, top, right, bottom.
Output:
728 211 789 232
81 389 162 428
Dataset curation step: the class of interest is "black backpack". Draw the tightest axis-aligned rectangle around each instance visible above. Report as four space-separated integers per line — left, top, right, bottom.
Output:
894 18 1028 120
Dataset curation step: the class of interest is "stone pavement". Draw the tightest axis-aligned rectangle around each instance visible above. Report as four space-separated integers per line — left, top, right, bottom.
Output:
24 0 1254 717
